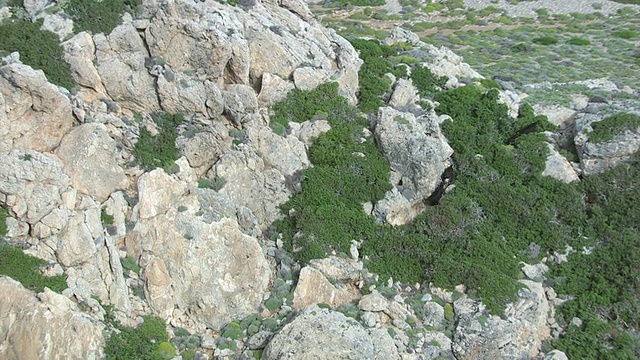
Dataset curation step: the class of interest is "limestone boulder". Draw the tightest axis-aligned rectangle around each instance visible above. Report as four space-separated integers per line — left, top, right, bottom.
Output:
452 280 552 359
143 0 361 104
542 144 579 183
130 170 271 331
258 73 295 108
94 23 159 112
0 63 73 153
55 123 129 202
574 112 640 175
0 277 104 359
212 147 291 228
374 107 453 224
263 305 399 360
63 32 105 92
0 150 71 227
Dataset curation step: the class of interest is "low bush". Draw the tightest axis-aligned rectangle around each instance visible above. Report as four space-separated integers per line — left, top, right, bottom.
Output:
133 112 183 172
63 0 141 35
104 314 173 360
411 66 448 97
0 19 74 89
612 30 639 39
0 243 68 293
349 39 398 113
567 37 591 45
533 36 559 45
588 113 640 144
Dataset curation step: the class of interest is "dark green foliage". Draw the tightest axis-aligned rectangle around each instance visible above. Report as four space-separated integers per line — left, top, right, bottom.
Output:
0 19 74 89
198 176 226 191
611 0 640 3
410 66 448 97
612 30 639 39
101 208 115 225
476 78 502 90
0 207 8 237
533 36 559 45
349 39 398 113
133 112 183 172
0 243 68 293
104 315 171 360
270 82 354 127
588 113 640 144
550 159 640 357
567 37 591 45
64 0 141 35
121 256 140 276
329 0 385 6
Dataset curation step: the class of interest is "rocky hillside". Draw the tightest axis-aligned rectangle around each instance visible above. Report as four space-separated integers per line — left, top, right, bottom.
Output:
1 0 639 359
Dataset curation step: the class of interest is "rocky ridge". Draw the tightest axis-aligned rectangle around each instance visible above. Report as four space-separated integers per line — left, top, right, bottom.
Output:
0 0 637 359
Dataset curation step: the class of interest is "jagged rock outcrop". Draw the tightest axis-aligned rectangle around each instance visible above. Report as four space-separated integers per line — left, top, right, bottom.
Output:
452 280 552 359
542 144 579 183
263 305 399 360
574 112 640 175
0 63 73 154
292 256 362 309
55 123 130 203
140 0 360 103
373 107 453 225
0 276 104 359
63 32 105 92
0 150 72 230
129 169 271 331
94 22 160 112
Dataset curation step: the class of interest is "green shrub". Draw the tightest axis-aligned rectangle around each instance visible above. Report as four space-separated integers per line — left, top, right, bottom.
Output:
588 113 640 144
63 0 141 35
612 30 639 39
567 37 591 45
121 256 140 276
104 315 170 360
0 19 74 89
270 122 287 137
411 66 448 97
0 243 68 293
133 112 183 172
0 207 8 237
197 176 226 191
533 36 559 45
101 208 115 225
349 39 397 113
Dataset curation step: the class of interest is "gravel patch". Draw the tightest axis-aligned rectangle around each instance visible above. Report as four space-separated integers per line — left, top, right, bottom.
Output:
463 0 640 17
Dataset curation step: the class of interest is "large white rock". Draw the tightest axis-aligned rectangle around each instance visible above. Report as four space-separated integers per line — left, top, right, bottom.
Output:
130 169 271 331
55 123 129 202
263 305 398 360
0 63 73 153
0 277 104 359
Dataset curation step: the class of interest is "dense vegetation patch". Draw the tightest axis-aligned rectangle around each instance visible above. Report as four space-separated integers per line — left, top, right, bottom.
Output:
104 312 175 360
551 157 640 358
273 83 392 265
588 113 640 144
63 0 141 35
0 243 68 293
270 82 352 127
133 112 184 172
349 39 407 113
0 18 74 89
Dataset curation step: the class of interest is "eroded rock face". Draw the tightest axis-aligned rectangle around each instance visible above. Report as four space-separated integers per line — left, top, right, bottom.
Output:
542 143 579 183
574 113 640 175
452 280 552 359
55 123 129 203
94 23 159 112
293 257 362 309
143 0 360 103
0 63 73 153
130 170 270 331
0 277 104 359
263 305 398 360
0 150 71 226
374 107 453 225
